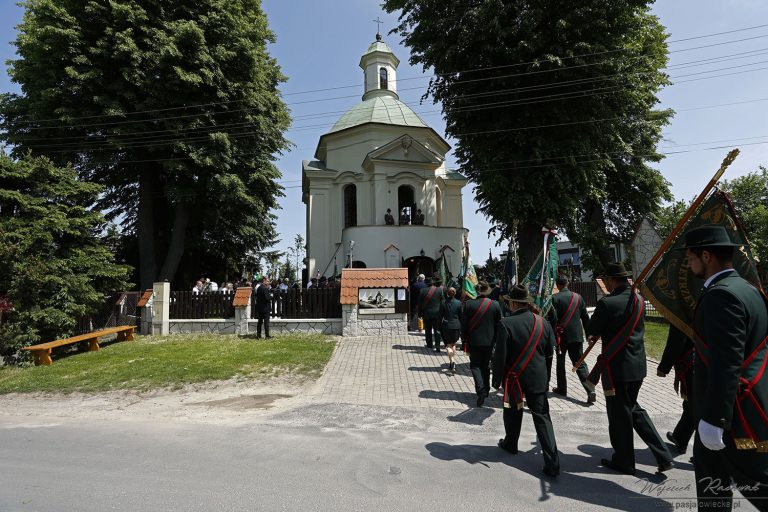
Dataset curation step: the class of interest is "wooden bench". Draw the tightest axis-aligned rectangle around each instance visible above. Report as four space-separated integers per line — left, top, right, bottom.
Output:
22 325 136 366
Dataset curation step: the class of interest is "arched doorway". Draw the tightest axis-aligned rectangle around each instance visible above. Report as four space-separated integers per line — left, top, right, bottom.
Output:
351 260 367 269
403 255 434 282
398 185 415 223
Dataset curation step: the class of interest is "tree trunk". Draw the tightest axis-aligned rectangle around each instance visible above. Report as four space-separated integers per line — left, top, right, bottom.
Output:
516 222 544 272
584 199 614 269
158 202 190 285
138 171 157 290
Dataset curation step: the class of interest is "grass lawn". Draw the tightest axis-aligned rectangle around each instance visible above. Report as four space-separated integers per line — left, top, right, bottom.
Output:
0 334 335 394
644 321 669 360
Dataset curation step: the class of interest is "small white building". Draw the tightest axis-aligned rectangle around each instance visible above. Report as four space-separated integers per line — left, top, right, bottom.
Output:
302 35 468 281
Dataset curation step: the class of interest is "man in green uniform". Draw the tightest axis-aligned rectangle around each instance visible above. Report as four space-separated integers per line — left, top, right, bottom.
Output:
419 275 444 351
548 275 596 404
682 226 768 510
587 262 674 475
461 281 502 407
492 285 560 477
657 325 695 455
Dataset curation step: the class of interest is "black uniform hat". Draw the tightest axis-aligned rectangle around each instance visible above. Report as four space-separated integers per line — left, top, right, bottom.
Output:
678 225 742 249
601 262 631 278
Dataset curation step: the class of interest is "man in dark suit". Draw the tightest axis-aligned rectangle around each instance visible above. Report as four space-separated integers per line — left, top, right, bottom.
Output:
548 275 596 404
683 225 768 510
657 325 695 455
384 208 395 225
587 262 674 475
255 276 272 339
461 281 503 407
410 274 427 331
492 284 560 477
418 275 444 351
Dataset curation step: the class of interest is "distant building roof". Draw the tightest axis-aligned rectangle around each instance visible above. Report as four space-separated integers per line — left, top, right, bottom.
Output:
340 268 409 305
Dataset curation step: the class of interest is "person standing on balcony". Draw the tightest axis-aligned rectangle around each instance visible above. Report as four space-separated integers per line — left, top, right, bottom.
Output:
399 207 410 225
413 209 425 225
384 208 395 225
255 276 272 339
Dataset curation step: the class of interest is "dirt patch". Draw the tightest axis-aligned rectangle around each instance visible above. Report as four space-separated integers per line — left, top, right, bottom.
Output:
188 394 293 410
0 377 312 426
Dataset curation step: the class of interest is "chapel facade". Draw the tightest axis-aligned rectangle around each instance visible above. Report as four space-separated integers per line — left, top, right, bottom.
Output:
302 35 468 281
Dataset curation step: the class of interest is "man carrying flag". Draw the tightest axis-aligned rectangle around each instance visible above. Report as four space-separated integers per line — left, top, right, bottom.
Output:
586 262 674 475
681 225 768 510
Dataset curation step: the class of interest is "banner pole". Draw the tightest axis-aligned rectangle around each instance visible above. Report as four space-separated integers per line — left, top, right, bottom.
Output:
572 149 739 373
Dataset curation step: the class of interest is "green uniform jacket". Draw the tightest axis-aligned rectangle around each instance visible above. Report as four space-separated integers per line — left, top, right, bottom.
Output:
439 297 462 330
586 284 647 382
418 285 444 320
461 297 503 349
658 325 693 376
492 308 555 393
549 289 590 345
693 270 768 436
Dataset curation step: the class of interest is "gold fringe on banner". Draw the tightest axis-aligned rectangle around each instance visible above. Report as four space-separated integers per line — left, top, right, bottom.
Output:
734 438 758 450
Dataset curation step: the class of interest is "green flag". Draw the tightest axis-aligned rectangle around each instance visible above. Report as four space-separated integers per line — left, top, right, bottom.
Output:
521 230 558 316
461 245 478 300
639 190 762 338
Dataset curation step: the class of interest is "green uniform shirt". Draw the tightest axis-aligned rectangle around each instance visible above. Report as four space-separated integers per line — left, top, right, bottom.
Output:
549 289 590 345
418 285 444 320
461 297 502 348
492 308 555 393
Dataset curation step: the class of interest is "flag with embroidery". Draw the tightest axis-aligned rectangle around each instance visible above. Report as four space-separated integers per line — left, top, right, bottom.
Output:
460 245 478 300
521 229 558 316
639 189 762 338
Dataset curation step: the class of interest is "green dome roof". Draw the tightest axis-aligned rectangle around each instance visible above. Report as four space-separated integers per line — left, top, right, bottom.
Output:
329 95 428 133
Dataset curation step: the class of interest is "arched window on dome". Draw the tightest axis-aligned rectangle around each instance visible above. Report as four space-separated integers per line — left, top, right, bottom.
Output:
343 184 357 228
379 67 388 90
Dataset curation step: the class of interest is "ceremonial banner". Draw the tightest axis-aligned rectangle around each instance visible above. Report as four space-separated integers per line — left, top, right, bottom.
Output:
460 239 478 300
521 229 558 316
639 190 762 338
437 252 453 289
500 240 517 296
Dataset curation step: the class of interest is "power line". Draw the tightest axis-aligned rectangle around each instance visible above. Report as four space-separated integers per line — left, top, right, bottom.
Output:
5 27 768 128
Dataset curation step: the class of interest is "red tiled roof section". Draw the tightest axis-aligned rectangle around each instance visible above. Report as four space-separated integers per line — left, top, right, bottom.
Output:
340 268 409 305
233 287 252 307
137 289 153 308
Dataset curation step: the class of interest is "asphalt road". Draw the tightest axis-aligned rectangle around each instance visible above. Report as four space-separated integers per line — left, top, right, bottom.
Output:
2 404 753 512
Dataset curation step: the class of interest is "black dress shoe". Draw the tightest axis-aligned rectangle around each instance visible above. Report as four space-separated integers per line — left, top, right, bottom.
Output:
551 387 567 397
497 439 517 454
666 431 686 454
587 392 597 404
657 460 674 473
449 362 456 373
601 458 636 475
476 395 485 407
542 466 560 477
435 348 441 353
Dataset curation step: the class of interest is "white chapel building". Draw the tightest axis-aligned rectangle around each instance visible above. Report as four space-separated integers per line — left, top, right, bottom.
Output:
302 35 469 281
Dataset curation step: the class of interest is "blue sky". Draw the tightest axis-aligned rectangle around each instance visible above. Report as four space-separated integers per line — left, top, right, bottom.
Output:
1 1 767 266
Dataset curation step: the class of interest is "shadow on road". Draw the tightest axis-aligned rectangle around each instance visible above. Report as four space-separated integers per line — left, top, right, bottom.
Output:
425 441 674 511
446 407 495 425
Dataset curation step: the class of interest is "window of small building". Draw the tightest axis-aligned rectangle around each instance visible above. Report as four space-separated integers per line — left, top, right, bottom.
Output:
379 67 388 90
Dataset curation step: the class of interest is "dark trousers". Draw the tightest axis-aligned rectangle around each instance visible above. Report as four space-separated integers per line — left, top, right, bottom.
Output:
694 434 768 511
469 347 492 398
256 312 270 338
555 343 591 394
423 317 441 347
605 380 672 468
502 391 560 471
672 398 695 450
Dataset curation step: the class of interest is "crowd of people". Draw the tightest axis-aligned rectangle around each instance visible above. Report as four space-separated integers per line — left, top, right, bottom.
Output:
410 228 767 509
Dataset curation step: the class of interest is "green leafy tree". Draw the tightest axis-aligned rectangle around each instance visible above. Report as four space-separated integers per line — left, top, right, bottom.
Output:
721 167 768 280
2 0 290 289
653 198 691 239
0 154 131 364
384 0 672 271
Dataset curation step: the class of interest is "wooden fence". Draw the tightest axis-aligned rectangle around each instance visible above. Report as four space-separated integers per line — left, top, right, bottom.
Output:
170 291 235 319
252 288 342 319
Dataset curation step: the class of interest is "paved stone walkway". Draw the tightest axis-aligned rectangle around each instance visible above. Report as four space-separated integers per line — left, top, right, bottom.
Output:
311 332 681 414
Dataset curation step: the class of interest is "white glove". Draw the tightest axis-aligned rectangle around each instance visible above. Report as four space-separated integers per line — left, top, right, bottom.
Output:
698 419 726 451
